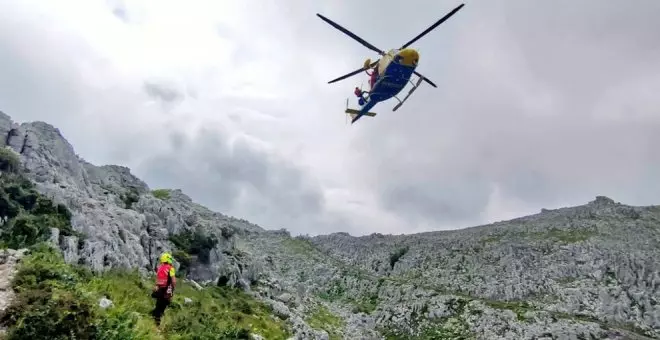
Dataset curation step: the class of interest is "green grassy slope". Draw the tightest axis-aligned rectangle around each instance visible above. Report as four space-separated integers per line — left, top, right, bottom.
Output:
0 244 291 340
0 147 291 340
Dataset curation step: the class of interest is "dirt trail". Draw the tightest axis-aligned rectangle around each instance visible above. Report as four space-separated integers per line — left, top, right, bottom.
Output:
0 248 27 336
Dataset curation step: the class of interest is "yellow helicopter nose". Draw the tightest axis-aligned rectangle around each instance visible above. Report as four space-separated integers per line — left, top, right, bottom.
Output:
398 48 419 67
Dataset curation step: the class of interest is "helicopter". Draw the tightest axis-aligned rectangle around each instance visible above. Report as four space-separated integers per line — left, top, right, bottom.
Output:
316 3 465 124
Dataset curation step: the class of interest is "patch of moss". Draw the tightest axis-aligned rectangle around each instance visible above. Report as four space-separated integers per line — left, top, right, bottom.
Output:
305 305 344 340
554 311 654 338
557 276 577 285
484 299 533 321
151 189 171 200
317 279 346 302
445 297 469 315
282 237 317 255
351 293 379 314
479 235 503 245
379 297 475 340
418 316 476 340
529 227 597 244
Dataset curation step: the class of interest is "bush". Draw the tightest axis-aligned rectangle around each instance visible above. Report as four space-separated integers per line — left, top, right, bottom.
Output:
0 213 52 250
1 286 97 340
169 230 218 264
10 243 82 292
0 147 20 173
0 171 77 249
120 188 140 209
0 244 97 340
352 293 379 314
389 246 409 269
151 189 171 200
172 250 192 277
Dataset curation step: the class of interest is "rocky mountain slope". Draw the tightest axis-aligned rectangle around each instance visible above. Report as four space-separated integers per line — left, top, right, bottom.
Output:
0 110 658 339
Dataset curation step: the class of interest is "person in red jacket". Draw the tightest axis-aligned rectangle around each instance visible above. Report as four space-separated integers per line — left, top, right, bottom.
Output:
151 252 176 326
354 58 379 104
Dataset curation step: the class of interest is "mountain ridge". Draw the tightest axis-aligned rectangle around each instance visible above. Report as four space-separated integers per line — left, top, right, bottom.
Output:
0 110 657 339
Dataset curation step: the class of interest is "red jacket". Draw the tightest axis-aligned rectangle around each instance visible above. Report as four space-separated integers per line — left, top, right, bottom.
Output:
156 263 176 288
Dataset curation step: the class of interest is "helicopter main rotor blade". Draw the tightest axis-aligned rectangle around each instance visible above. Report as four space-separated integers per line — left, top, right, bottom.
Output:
413 71 437 88
316 13 384 55
399 3 465 50
328 60 379 84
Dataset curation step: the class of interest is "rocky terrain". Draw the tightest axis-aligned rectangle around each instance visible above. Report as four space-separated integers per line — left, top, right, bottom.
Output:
0 248 26 336
0 110 658 339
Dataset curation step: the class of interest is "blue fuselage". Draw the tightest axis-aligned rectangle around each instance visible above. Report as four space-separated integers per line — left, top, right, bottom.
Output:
351 54 417 124
369 61 416 103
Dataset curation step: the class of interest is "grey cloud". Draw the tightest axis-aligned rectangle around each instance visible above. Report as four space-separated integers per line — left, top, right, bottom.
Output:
106 0 129 23
348 1 660 228
380 176 491 224
137 127 327 234
111 8 128 22
168 131 186 151
500 0 660 115
0 32 84 124
143 81 184 103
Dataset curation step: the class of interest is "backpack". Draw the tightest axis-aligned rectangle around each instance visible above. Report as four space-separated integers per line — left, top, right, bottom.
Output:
152 264 174 300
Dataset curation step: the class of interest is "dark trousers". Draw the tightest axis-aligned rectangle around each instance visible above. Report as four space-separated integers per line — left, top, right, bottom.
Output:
151 287 171 326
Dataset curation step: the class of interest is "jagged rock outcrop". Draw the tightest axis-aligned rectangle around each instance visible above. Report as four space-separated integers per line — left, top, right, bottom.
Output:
0 110 658 339
0 112 261 276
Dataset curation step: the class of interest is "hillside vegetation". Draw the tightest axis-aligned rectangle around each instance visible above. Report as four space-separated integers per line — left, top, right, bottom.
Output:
0 243 291 340
0 147 291 340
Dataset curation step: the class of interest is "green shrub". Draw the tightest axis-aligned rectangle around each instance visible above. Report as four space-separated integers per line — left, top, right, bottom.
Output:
169 230 218 264
0 176 37 220
3 182 38 212
0 244 97 340
120 188 140 209
389 246 409 269
0 147 20 173
1 285 97 340
0 171 77 249
0 213 52 250
0 189 21 219
151 189 171 200
172 250 192 277
94 309 144 340
10 243 82 292
352 293 379 314
305 305 345 340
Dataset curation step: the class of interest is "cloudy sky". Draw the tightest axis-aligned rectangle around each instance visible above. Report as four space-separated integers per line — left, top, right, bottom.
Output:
1 0 659 236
